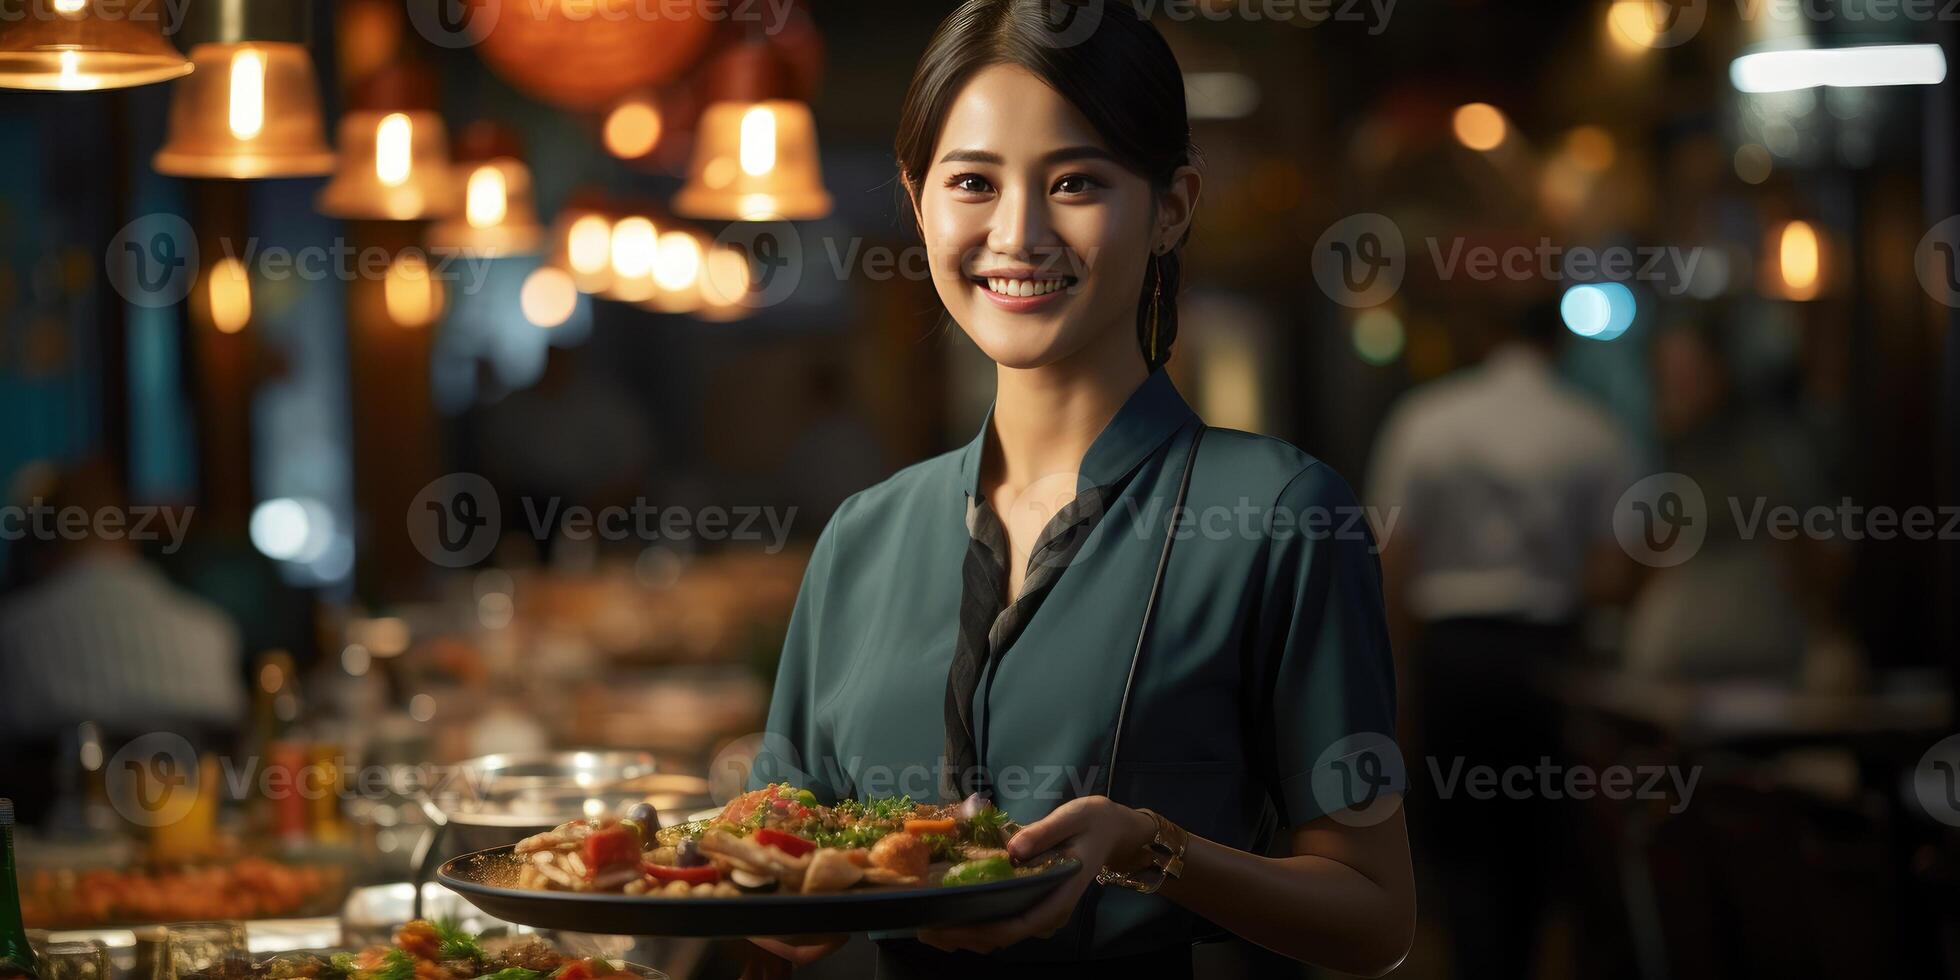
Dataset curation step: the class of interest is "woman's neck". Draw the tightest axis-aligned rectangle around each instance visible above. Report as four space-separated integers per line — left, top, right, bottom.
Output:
985 331 1149 496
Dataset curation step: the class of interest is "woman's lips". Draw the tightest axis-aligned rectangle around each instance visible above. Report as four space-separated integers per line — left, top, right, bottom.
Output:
971 275 1074 313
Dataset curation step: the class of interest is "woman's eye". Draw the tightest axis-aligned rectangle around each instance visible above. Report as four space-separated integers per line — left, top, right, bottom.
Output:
949 173 993 195
1053 174 1101 196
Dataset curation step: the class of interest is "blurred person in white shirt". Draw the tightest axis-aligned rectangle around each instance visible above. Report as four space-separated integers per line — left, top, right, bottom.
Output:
0 460 245 824
1366 296 1639 980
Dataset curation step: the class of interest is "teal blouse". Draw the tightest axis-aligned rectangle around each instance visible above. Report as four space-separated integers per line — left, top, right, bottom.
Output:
755 369 1401 960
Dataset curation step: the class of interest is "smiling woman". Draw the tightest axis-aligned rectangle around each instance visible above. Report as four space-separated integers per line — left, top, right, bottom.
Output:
749 2 1415 978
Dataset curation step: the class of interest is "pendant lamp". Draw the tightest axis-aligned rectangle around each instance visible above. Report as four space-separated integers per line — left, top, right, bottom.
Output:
152 0 333 178
318 63 456 220
674 42 830 221
428 122 543 257
0 0 190 91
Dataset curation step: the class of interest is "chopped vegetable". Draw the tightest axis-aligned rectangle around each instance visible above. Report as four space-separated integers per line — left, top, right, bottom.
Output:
582 825 640 873
753 828 816 857
371 948 418 980
642 862 720 885
941 856 1014 886
902 818 956 836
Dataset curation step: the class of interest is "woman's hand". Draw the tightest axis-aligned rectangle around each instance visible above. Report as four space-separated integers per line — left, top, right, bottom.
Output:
742 935 845 978
915 795 1156 954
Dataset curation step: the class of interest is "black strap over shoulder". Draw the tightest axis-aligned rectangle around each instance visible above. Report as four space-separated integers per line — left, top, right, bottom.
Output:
1100 420 1206 800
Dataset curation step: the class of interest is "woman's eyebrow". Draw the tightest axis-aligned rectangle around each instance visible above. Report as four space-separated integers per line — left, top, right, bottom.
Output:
935 145 1118 166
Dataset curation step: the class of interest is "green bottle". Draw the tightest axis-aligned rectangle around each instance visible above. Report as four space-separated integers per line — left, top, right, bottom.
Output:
0 800 37 980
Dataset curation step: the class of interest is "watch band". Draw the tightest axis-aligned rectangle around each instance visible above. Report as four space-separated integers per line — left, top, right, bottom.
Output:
1095 808 1188 894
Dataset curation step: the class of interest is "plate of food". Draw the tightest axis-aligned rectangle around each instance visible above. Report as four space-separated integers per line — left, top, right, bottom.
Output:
178 919 668 980
435 784 1077 937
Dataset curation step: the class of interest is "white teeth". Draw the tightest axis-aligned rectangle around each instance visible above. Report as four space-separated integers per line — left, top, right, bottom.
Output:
984 277 1064 298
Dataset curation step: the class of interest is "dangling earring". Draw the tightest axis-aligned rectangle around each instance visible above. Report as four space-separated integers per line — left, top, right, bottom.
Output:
1146 252 1164 366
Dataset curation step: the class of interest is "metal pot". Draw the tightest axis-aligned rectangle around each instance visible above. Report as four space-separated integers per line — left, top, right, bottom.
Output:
410 751 711 917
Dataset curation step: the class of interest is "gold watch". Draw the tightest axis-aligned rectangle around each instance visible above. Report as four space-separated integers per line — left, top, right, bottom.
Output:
1095 808 1188 894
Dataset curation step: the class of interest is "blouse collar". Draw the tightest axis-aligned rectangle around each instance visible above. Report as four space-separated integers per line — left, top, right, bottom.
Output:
958 368 1199 499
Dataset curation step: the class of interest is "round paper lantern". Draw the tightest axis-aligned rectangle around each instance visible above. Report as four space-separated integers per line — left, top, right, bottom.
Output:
472 0 713 110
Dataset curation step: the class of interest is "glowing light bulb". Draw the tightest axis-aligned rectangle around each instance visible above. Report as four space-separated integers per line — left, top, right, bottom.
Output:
1778 221 1821 299
654 231 701 291
567 215 611 277
520 267 578 328
228 49 266 140
375 113 413 187
208 258 251 333
611 217 657 280
1452 103 1507 151
53 0 85 15
385 253 442 327
57 49 82 89
465 165 508 229
604 101 662 159
739 106 776 176
702 248 750 307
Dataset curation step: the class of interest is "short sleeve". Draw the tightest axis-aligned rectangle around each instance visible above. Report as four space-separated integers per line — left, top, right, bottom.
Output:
749 510 848 802
1258 462 1405 827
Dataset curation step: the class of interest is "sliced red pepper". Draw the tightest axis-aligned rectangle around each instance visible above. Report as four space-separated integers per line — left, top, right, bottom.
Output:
582 825 639 874
753 827 817 857
553 961 595 980
642 862 721 885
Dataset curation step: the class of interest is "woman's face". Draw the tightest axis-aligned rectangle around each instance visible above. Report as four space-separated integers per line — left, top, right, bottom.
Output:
914 64 1181 371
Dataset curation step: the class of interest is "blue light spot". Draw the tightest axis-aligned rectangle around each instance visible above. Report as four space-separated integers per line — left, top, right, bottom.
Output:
1561 282 1635 341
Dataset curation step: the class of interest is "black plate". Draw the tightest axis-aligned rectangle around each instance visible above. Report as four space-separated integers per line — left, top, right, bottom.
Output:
437 845 1080 937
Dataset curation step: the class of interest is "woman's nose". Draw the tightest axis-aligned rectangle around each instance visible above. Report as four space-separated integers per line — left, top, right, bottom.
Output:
986 185 1049 257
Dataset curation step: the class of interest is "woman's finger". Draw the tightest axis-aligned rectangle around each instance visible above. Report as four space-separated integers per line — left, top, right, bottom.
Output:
1007 798 1090 858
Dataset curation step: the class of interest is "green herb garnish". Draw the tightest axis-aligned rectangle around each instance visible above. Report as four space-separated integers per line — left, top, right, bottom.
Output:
431 919 485 963
479 969 543 980
325 953 360 979
372 949 417 980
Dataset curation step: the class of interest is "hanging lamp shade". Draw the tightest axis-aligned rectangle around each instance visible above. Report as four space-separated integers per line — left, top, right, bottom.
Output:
318 63 457 220
674 43 830 221
152 1 331 178
428 122 543 257
0 0 190 91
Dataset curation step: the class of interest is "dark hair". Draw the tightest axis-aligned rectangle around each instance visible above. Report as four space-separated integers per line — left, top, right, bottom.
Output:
895 0 1196 370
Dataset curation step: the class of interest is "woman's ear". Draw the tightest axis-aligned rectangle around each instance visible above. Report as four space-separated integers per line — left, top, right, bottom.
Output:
1156 165 1202 248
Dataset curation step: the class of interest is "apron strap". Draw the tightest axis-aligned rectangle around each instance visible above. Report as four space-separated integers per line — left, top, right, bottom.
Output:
1101 421 1206 800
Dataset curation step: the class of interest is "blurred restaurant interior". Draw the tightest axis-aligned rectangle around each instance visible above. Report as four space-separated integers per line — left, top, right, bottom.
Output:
0 0 1958 977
